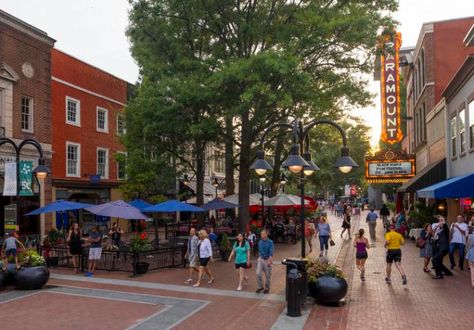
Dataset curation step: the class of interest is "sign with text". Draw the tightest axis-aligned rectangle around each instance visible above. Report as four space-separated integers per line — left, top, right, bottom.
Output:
4 204 17 234
368 161 413 176
380 32 402 144
365 149 415 184
19 160 33 196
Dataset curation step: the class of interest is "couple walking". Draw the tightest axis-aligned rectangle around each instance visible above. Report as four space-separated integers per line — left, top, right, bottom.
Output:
184 228 215 287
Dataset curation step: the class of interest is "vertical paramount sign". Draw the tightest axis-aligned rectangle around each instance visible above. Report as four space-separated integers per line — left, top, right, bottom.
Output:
380 32 402 144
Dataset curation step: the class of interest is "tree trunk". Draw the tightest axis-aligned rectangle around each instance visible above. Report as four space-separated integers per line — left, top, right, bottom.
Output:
270 130 285 196
237 112 252 233
224 116 235 196
195 141 205 207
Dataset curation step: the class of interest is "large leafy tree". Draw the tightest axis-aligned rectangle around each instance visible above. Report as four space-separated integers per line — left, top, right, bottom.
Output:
126 0 397 230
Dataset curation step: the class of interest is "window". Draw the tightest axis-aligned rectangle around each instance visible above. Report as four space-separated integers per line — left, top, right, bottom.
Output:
214 149 224 173
469 100 474 149
450 116 457 157
116 152 127 180
421 103 426 141
96 107 108 132
66 97 80 126
66 142 80 177
459 108 466 153
97 148 109 179
420 49 425 87
21 96 33 132
117 113 126 135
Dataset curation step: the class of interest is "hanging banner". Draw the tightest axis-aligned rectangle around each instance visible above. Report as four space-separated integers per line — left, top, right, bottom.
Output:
19 160 34 196
380 31 403 144
3 161 17 196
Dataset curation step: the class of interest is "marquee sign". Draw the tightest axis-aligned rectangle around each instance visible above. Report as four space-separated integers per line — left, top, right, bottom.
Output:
380 32 403 144
365 149 415 184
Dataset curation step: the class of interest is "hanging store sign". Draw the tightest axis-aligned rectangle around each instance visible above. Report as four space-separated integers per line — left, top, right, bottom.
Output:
365 149 415 184
380 32 403 144
19 160 34 196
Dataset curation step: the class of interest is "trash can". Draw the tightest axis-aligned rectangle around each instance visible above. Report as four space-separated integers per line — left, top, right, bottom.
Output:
286 266 302 317
283 258 308 305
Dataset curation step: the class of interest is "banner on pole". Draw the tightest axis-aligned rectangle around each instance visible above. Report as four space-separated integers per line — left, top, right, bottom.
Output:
3 161 17 196
19 160 34 196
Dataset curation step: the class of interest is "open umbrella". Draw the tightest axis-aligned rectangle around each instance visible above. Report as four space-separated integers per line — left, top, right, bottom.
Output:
128 199 152 211
25 200 92 216
265 193 309 207
86 200 148 220
223 194 265 206
144 200 205 213
201 198 239 211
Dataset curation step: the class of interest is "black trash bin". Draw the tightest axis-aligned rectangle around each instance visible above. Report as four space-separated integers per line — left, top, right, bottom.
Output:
286 266 302 317
283 258 308 305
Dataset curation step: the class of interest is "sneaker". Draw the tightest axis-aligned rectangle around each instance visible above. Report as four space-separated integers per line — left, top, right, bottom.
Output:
237 286 242 291
402 275 407 285
256 288 263 293
263 289 270 294
184 278 193 284
450 265 455 271
385 277 391 284
84 272 91 277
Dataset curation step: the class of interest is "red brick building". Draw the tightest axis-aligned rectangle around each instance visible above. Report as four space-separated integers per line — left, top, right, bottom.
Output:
0 9 55 236
51 49 130 221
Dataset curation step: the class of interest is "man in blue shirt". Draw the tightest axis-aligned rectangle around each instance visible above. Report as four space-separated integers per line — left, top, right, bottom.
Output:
366 209 379 241
256 229 274 294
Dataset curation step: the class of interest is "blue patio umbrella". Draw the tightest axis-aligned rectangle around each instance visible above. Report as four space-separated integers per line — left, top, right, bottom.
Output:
129 199 152 211
144 200 205 213
86 200 148 220
201 198 239 211
25 200 92 216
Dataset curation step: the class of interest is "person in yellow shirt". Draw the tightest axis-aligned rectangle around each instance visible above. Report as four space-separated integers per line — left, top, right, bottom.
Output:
385 225 407 285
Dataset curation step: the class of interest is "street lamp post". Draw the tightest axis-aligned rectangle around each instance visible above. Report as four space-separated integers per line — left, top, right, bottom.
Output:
212 177 219 198
259 176 266 226
0 138 50 240
250 120 358 258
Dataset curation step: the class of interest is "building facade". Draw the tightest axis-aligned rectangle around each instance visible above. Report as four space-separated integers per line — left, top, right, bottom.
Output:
0 9 55 236
50 49 130 224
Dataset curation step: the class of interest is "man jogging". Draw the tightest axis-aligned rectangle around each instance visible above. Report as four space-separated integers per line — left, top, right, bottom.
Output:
366 208 379 241
385 224 407 285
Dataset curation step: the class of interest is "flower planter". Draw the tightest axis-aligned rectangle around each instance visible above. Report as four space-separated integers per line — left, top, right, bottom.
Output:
14 266 50 290
134 262 149 274
0 270 8 290
308 275 348 304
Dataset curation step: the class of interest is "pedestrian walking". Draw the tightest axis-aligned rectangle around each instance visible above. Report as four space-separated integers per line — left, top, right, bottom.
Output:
67 222 82 273
86 226 103 277
1 232 26 271
256 229 273 294
366 208 378 241
384 224 407 285
341 205 351 239
184 228 199 284
193 229 215 287
465 230 474 288
354 228 370 281
228 233 251 291
315 216 332 257
432 217 453 279
304 219 315 253
418 223 434 273
380 204 390 229
449 215 468 271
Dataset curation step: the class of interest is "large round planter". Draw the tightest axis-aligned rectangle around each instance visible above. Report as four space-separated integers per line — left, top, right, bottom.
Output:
134 262 149 274
14 266 50 290
308 275 348 304
0 271 8 290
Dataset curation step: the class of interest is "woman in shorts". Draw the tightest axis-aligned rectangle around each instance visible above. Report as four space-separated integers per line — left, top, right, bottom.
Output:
193 230 215 287
228 233 251 291
353 228 370 281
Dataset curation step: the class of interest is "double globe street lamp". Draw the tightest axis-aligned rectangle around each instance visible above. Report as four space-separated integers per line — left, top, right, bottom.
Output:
250 119 358 258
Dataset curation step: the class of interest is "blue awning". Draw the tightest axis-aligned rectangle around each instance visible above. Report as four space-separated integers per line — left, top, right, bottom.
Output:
417 173 474 199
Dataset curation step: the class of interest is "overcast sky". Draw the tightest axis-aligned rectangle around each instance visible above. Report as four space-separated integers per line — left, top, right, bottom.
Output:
1 0 474 146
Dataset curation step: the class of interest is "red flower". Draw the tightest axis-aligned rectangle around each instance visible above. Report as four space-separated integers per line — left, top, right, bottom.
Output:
140 232 147 240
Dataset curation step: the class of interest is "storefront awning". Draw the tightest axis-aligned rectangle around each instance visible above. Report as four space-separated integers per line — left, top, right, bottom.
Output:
417 173 474 199
397 158 446 193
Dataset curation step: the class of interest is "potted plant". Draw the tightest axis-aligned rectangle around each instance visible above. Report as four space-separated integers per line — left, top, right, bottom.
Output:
14 249 49 290
218 233 232 261
43 228 63 267
307 259 347 305
130 232 152 274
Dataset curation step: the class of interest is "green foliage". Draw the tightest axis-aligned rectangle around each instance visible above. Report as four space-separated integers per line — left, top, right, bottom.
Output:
19 249 46 267
43 228 62 247
129 232 152 252
307 259 344 283
408 203 435 229
386 202 396 213
218 233 232 254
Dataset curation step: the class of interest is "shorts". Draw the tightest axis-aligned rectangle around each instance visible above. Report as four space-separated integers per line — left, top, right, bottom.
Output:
356 251 368 259
199 257 210 267
386 249 402 263
88 247 102 260
6 249 17 257
189 255 198 268
235 263 248 269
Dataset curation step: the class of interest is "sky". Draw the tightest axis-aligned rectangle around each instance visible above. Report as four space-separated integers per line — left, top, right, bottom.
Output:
1 0 474 147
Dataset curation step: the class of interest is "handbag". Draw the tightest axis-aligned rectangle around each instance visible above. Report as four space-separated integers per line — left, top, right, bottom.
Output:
329 239 335 246
415 237 426 248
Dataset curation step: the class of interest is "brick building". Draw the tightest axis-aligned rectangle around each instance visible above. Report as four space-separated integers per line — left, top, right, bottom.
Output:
50 49 130 228
398 17 474 211
0 9 55 236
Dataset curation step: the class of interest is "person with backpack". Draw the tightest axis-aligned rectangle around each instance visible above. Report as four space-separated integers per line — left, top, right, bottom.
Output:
228 233 251 291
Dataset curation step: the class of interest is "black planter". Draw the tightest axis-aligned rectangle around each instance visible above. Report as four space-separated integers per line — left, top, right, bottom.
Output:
14 266 50 290
308 275 348 304
134 262 149 274
0 271 7 290
46 257 59 267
